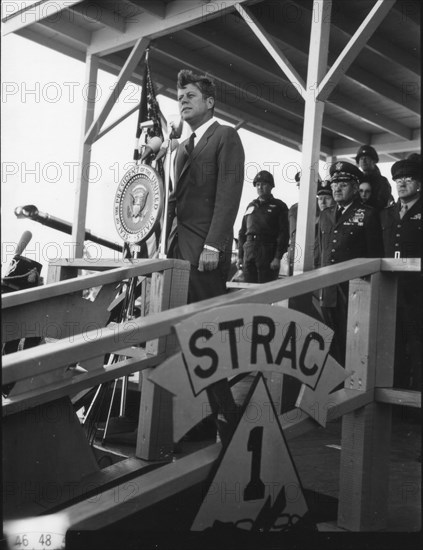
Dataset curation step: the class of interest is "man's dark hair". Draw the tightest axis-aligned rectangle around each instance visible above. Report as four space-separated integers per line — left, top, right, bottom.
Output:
177 69 216 101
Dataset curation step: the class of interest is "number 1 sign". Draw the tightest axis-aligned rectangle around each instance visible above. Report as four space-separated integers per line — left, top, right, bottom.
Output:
191 374 309 532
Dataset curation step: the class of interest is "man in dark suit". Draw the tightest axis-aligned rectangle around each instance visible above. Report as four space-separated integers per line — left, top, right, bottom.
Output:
380 157 421 390
167 69 245 303
317 161 383 364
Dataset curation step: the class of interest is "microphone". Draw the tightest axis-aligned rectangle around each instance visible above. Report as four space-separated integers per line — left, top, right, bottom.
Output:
169 117 183 139
140 136 163 162
14 230 33 257
154 138 179 163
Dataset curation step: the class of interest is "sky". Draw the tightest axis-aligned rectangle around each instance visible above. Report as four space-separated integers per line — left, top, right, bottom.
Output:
1 26 395 276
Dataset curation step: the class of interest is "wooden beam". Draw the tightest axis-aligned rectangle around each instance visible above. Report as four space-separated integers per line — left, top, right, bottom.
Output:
87 0 261 56
72 52 99 258
37 17 91 46
97 54 144 87
14 26 86 62
93 103 140 143
344 63 420 117
330 95 412 142
71 3 126 33
1 258 188 308
131 0 166 19
333 134 421 159
234 3 306 96
380 257 420 272
2 258 383 385
84 37 149 145
1 0 85 35
3 353 163 417
330 1 420 77
317 0 396 102
294 0 331 274
375 388 421 408
54 443 223 531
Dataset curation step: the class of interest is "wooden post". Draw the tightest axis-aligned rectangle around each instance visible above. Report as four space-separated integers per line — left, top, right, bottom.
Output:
337 272 397 530
294 0 332 274
71 53 99 259
136 261 189 460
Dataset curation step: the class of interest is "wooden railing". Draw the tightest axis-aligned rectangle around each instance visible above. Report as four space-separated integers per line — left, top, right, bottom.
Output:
2 256 421 533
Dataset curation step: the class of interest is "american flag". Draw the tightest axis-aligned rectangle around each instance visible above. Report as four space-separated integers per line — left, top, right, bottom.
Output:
134 49 164 161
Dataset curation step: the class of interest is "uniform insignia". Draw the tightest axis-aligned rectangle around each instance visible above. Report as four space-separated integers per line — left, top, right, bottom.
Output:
336 162 343 171
347 211 364 226
410 213 421 220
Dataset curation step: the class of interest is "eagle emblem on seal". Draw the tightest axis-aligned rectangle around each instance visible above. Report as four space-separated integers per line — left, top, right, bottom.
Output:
127 184 149 223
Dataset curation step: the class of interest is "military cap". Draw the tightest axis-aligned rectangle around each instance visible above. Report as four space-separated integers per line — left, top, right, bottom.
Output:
317 178 332 196
253 170 274 187
329 161 363 185
355 144 379 163
391 158 421 180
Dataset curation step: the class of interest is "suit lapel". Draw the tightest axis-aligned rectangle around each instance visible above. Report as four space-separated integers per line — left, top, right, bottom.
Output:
176 121 220 184
174 141 189 185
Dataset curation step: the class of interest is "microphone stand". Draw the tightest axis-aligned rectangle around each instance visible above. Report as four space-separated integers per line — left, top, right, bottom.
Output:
102 255 138 442
158 139 173 258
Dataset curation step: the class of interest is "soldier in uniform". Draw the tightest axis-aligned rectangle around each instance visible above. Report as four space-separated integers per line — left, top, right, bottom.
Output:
355 144 393 211
238 170 289 283
317 161 383 364
380 157 421 390
316 178 335 212
314 179 335 268
287 171 321 275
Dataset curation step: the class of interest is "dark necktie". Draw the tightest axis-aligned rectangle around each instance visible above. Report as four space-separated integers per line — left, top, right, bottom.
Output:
186 132 196 156
336 206 344 222
400 203 408 219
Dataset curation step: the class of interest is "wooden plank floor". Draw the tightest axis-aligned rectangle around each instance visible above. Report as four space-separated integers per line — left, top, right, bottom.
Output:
289 412 421 532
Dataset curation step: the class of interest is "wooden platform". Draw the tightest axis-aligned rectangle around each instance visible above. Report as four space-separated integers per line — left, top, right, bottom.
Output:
61 413 421 549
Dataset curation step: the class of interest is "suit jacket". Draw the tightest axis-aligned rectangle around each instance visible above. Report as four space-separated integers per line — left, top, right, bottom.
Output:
317 198 383 306
167 121 245 265
380 198 421 258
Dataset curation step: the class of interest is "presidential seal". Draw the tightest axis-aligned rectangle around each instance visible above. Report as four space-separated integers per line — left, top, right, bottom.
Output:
114 164 163 243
